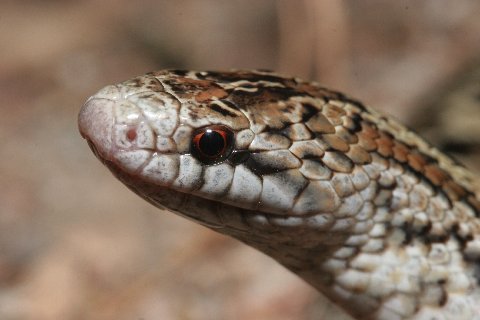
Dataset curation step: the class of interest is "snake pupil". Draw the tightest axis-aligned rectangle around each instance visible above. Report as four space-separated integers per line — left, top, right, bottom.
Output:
200 130 225 156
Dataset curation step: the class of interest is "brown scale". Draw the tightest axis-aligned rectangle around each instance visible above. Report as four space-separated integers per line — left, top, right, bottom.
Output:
319 134 350 152
356 123 379 151
346 145 371 165
391 141 410 163
335 126 359 144
424 164 449 186
306 113 336 134
124 74 165 92
323 104 346 126
375 132 395 158
162 75 228 101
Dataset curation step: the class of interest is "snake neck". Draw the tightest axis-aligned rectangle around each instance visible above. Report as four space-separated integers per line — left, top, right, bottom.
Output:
214 153 480 319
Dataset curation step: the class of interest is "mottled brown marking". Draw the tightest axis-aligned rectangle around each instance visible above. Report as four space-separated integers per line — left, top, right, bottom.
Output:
300 103 320 122
254 102 300 129
347 145 372 164
146 78 164 92
343 113 363 132
443 181 467 201
357 134 377 151
424 164 449 186
321 134 350 152
392 141 410 163
247 150 301 175
289 140 325 159
361 122 380 139
323 104 346 126
336 127 358 144
178 77 214 87
322 151 354 173
195 87 228 102
164 76 228 101
306 113 335 134
375 133 394 158
283 123 313 141
250 132 291 151
407 153 428 172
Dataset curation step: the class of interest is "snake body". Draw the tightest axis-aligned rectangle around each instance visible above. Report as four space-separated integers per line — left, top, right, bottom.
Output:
78 70 480 319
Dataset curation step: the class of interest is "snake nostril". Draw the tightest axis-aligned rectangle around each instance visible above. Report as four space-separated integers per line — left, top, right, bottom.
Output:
126 128 137 141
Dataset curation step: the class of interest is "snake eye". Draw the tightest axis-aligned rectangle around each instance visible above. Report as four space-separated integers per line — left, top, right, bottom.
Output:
191 125 234 165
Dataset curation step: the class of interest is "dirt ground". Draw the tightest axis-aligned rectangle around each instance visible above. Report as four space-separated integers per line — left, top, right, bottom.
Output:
1 1 480 319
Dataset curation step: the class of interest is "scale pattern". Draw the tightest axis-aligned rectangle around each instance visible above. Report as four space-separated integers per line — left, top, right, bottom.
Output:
78 70 480 320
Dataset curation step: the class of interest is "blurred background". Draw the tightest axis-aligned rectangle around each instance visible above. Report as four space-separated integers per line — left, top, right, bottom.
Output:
1 1 480 319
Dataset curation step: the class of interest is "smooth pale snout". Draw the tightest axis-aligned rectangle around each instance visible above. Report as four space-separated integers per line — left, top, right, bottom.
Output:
78 87 159 177
78 94 117 161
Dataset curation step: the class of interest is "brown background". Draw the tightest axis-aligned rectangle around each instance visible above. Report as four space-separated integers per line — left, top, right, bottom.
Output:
1 1 480 319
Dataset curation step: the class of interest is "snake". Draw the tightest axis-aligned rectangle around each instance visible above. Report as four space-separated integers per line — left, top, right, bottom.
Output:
78 70 480 319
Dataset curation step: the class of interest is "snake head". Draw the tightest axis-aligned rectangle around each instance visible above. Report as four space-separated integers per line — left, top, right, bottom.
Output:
78 69 373 236
79 70 378 271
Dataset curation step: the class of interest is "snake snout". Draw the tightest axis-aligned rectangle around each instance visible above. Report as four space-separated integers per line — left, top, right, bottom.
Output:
78 97 115 161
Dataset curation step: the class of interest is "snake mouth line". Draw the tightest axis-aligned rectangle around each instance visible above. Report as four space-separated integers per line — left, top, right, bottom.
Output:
98 149 323 231
85 139 101 160
85 138 111 166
